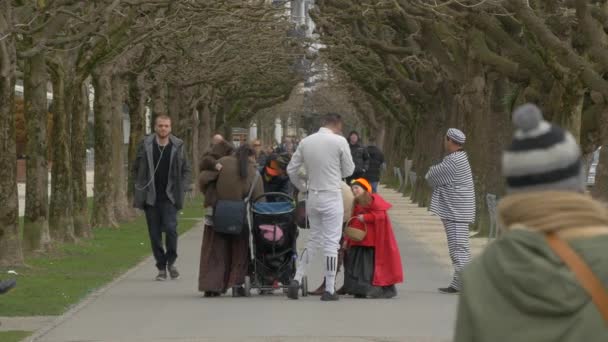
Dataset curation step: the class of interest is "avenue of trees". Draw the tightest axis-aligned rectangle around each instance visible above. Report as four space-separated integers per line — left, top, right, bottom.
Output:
0 0 305 266
311 0 608 232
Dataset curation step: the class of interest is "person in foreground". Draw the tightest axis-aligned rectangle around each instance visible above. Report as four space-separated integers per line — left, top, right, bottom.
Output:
453 103 608 342
343 178 403 298
198 144 264 297
286 113 355 301
133 114 192 281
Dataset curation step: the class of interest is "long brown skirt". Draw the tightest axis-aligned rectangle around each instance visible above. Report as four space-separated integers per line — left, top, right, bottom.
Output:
198 225 249 293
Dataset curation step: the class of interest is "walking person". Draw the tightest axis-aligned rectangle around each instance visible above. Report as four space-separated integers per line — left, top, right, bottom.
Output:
346 131 370 184
286 113 355 301
454 104 608 342
425 128 475 294
364 137 385 193
198 144 264 297
133 114 192 281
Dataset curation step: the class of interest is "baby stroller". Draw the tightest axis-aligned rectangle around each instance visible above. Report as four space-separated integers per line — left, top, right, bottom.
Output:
239 192 308 296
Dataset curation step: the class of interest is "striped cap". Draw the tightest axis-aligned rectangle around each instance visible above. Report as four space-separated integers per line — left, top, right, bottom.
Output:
502 103 585 193
447 128 466 145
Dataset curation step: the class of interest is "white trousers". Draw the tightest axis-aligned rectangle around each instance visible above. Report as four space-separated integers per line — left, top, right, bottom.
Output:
294 190 343 282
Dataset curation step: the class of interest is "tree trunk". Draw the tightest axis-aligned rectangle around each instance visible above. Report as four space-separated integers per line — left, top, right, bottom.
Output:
191 107 200 195
91 66 118 228
23 51 50 252
111 74 131 222
198 102 211 153
592 107 608 200
48 61 76 243
70 79 92 238
151 82 167 131
127 73 146 206
0 6 24 265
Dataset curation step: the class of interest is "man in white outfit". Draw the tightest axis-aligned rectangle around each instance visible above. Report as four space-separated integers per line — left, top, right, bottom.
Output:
286 113 355 301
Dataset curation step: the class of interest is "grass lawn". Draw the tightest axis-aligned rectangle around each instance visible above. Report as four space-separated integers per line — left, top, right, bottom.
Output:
0 196 203 316
0 331 31 342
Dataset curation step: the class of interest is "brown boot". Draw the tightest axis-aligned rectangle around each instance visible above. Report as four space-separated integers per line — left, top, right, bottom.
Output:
308 279 326 296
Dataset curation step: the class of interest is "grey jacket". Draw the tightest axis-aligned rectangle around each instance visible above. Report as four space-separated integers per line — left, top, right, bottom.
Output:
133 134 192 210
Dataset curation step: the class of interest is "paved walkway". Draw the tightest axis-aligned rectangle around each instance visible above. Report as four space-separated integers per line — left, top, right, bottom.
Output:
19 185 488 342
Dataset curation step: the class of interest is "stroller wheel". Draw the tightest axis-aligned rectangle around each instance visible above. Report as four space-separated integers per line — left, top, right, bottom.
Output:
301 276 309 297
244 276 252 297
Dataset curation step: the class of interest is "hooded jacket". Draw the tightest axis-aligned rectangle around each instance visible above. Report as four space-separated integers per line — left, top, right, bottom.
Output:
454 229 608 342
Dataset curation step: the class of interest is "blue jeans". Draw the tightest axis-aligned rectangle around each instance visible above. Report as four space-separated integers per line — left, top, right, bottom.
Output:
371 182 379 193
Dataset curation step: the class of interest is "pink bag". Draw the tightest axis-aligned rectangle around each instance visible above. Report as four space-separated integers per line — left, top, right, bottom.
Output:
259 224 284 242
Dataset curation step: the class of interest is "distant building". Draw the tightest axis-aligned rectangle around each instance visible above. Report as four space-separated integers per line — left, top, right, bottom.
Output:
232 128 249 147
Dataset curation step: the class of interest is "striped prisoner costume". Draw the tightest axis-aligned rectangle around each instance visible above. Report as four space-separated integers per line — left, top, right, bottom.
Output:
425 150 475 290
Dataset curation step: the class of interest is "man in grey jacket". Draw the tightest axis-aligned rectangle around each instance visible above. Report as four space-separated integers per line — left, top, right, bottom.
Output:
133 114 192 281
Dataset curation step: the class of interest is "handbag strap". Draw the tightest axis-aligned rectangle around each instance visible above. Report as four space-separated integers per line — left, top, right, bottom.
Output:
545 232 608 323
245 171 261 203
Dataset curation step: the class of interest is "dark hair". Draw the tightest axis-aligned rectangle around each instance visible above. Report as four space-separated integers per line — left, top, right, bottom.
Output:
321 113 342 127
154 114 171 124
235 144 256 179
348 131 360 139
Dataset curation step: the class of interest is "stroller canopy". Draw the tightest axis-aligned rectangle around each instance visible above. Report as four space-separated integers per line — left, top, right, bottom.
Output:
252 202 295 215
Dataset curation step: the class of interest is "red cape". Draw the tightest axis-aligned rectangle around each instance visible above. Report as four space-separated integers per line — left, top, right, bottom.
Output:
350 194 404 286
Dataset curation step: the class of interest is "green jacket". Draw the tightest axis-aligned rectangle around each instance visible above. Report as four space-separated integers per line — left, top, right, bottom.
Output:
454 229 608 342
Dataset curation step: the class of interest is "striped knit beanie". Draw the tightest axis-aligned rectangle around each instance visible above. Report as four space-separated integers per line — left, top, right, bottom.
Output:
502 103 585 193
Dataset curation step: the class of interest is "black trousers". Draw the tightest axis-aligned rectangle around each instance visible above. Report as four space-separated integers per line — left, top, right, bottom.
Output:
144 200 178 270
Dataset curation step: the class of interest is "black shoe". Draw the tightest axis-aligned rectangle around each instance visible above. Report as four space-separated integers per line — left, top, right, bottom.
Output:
320 291 339 301
168 265 180 279
155 269 167 281
383 285 397 299
438 286 459 294
0 279 16 294
232 286 246 297
367 287 385 299
354 294 366 299
204 291 221 297
287 280 299 300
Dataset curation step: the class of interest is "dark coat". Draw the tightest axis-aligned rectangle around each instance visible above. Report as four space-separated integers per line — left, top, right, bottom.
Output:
133 134 192 210
197 141 234 207
349 142 370 179
364 145 385 182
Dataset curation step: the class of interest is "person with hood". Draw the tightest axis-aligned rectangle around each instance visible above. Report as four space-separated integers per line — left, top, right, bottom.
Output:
454 104 608 342
342 178 403 298
346 131 370 185
363 137 385 193
198 136 234 226
425 128 475 294
198 144 264 297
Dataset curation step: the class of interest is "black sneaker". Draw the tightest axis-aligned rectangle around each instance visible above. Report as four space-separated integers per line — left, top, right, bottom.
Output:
156 269 167 281
438 286 459 294
168 265 180 279
287 280 299 300
0 279 16 294
320 291 339 301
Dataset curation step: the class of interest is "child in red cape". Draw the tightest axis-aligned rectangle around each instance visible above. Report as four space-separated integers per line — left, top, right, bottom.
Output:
343 178 403 298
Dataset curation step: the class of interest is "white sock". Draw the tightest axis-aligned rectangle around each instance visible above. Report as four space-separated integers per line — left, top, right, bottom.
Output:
294 248 313 283
324 255 338 294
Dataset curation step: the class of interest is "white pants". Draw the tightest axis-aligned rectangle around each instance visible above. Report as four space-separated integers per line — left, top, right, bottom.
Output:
294 190 343 283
